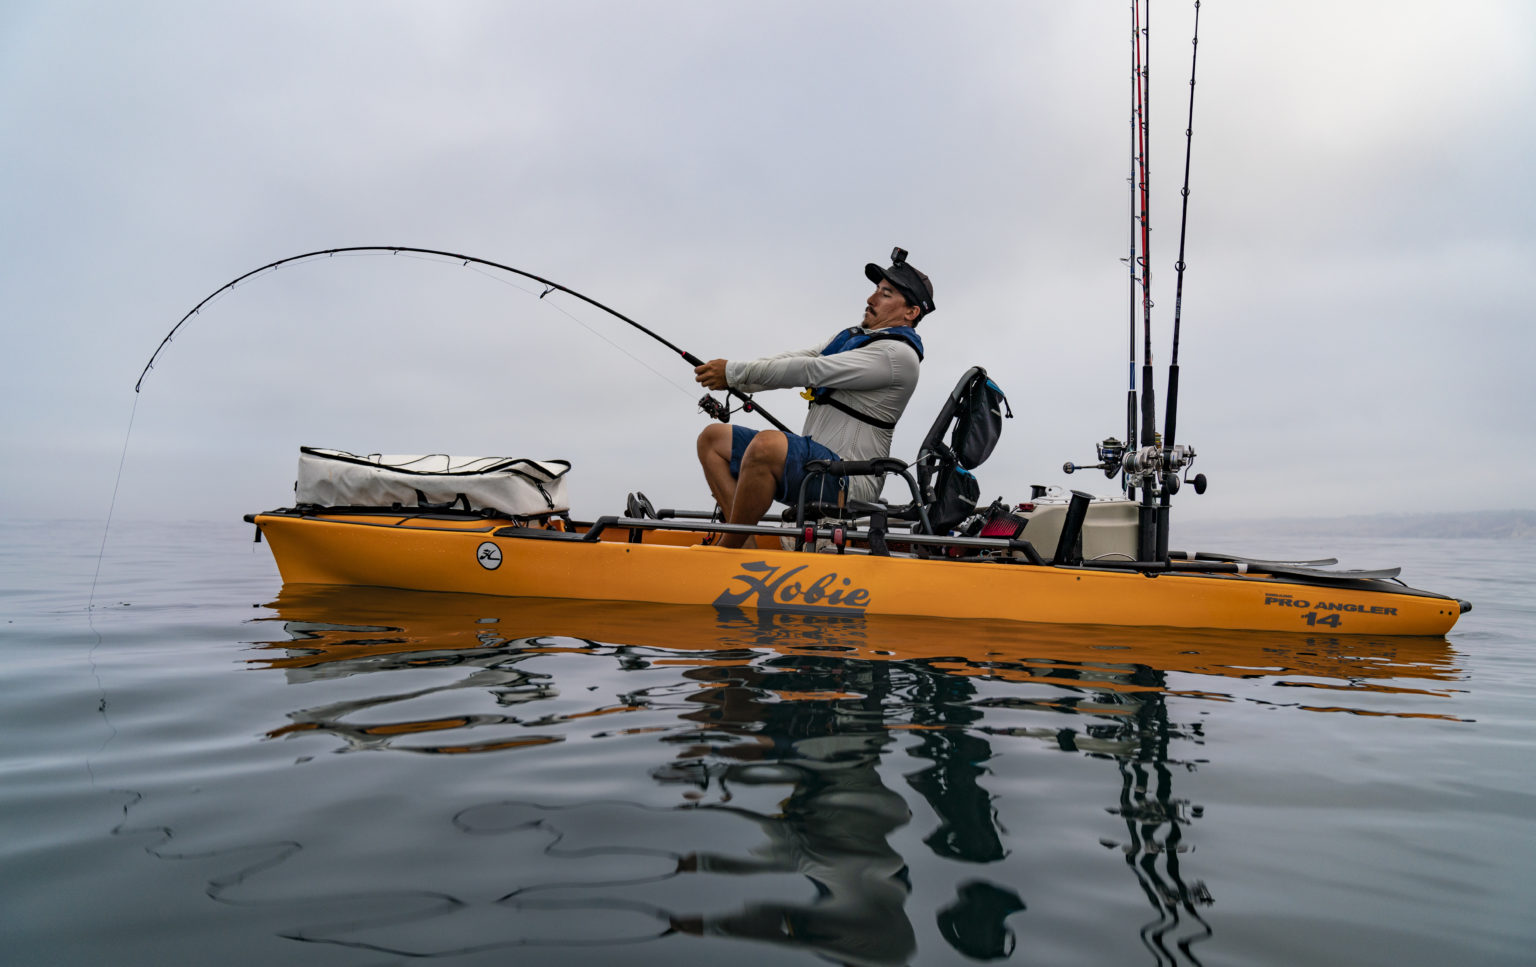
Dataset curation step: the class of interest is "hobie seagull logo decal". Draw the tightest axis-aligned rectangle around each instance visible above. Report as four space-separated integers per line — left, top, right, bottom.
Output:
476 542 503 570
714 561 872 614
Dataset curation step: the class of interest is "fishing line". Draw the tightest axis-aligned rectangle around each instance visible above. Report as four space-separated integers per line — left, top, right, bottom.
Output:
84 390 138 787
87 394 138 616
381 248 693 393
455 260 695 398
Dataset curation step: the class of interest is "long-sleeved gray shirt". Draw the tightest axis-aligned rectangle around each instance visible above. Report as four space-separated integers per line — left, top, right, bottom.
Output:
725 328 921 502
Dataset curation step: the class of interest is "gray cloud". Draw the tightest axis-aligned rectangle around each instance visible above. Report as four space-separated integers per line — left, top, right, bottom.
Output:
3 0 1531 525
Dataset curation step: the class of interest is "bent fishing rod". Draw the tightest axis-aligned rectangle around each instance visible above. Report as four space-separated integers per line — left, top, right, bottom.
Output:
135 245 791 432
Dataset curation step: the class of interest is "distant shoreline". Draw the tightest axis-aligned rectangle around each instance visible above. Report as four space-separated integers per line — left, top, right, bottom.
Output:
1180 510 1536 540
7 509 1536 540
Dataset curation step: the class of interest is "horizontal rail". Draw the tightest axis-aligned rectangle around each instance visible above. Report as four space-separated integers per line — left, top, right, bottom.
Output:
496 516 1046 563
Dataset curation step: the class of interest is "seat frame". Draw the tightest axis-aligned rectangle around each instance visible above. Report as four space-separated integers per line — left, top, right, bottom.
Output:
789 366 995 552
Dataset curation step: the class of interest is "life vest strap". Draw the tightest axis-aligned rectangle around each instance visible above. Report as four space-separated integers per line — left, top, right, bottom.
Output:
808 392 897 430
804 326 921 431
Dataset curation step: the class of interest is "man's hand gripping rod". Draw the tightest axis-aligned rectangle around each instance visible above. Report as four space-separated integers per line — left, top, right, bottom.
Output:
681 350 790 432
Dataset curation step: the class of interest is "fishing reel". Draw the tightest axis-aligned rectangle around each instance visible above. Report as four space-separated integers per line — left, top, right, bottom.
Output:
1123 443 1205 495
699 391 772 425
1065 436 1207 495
1063 437 1127 479
698 394 730 423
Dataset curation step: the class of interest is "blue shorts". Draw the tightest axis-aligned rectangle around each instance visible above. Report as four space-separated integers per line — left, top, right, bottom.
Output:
730 425 845 505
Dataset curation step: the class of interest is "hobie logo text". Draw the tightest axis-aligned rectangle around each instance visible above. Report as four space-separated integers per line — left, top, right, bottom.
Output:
714 561 872 614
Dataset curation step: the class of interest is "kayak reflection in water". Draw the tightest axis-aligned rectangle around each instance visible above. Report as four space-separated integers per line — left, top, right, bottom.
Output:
655 636 1025 966
662 659 916 966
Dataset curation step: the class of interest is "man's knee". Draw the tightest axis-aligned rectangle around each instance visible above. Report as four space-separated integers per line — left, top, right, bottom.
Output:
740 430 787 473
697 423 731 460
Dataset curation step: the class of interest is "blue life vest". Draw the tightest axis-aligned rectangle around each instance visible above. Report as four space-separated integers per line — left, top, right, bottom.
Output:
817 325 925 364
805 326 924 430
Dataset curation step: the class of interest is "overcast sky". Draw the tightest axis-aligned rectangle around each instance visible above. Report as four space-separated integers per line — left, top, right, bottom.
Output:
3 1 1532 526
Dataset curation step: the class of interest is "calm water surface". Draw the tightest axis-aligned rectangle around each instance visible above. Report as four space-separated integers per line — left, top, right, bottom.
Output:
2 519 1532 966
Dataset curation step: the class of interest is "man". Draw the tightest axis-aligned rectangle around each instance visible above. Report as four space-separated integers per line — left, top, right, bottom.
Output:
694 248 934 548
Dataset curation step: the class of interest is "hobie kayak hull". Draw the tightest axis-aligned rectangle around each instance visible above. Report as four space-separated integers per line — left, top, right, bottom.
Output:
250 512 1465 636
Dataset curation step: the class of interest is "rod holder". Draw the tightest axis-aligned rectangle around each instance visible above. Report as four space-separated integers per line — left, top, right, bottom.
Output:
1054 490 1093 566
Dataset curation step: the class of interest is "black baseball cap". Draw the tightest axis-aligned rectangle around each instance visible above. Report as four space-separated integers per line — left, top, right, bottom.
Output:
864 247 936 317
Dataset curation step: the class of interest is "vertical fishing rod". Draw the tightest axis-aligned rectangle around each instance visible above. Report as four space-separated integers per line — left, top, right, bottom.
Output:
1163 0 1200 454
1155 0 1204 555
1075 1 1207 558
1134 0 1156 451
1155 0 1202 559
1132 0 1160 560
1125 0 1142 491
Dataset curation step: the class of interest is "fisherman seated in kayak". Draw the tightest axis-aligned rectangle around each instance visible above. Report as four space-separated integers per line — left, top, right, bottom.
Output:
694 248 933 548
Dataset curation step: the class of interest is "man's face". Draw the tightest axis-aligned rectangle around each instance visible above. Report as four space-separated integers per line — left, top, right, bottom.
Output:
864 280 920 330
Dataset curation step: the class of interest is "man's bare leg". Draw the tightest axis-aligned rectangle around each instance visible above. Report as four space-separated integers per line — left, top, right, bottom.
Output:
696 424 738 512
717 432 786 548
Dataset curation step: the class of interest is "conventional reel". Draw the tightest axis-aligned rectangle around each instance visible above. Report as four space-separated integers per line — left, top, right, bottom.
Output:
1063 436 1207 497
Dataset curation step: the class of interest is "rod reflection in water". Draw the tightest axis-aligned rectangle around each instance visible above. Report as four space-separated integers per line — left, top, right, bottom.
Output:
215 588 1459 960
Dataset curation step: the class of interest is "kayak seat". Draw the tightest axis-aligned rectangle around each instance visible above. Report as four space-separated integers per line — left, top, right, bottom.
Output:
790 366 1012 541
789 457 926 536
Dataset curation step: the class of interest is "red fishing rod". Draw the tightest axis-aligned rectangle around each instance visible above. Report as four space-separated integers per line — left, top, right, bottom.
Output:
1124 0 1142 480
1132 0 1160 560
1133 0 1156 453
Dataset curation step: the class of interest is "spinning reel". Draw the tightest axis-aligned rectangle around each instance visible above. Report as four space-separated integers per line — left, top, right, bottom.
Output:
698 394 730 422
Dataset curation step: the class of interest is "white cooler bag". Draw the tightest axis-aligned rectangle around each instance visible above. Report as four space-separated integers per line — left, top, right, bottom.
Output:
295 447 570 518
